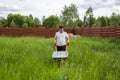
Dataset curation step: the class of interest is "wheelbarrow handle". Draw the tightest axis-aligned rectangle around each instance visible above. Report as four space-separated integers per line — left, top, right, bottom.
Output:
66 46 68 51
55 46 57 51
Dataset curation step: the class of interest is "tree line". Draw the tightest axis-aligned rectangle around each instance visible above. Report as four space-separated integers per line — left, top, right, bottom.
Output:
0 4 120 28
0 14 41 28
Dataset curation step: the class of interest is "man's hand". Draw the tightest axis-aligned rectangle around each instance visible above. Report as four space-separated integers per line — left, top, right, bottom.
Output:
66 42 70 46
54 42 57 46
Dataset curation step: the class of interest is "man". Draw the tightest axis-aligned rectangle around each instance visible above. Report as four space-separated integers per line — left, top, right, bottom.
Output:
54 26 70 51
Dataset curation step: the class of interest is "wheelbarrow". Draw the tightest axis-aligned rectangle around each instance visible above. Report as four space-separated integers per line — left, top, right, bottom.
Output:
52 51 68 67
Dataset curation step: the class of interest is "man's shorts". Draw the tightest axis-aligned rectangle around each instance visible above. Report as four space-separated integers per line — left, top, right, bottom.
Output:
57 45 66 51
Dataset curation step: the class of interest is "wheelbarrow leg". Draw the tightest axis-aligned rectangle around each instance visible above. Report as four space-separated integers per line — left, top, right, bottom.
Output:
57 58 67 68
57 58 61 68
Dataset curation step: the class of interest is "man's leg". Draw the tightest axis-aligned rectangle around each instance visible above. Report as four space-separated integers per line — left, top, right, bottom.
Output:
57 46 61 51
57 46 62 67
61 45 67 65
61 45 66 51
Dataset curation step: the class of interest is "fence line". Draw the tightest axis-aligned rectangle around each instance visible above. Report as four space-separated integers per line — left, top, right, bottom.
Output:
0 26 120 39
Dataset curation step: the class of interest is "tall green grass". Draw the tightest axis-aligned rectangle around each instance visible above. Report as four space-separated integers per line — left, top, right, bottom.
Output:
0 36 120 80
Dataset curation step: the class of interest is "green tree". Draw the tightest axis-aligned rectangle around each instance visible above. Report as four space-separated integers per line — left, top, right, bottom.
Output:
75 19 83 27
3 13 43 28
83 15 87 27
106 17 110 26
93 17 101 27
29 14 33 20
0 21 2 27
10 20 17 28
34 17 41 27
60 4 80 28
22 23 28 28
7 14 25 27
93 16 109 27
0 19 7 28
26 16 35 27
41 16 46 27
42 15 60 28
100 16 108 26
83 7 95 27
110 12 120 26
14 14 25 27
7 14 14 27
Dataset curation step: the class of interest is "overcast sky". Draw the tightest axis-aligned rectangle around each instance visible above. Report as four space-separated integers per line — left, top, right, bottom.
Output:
0 0 120 20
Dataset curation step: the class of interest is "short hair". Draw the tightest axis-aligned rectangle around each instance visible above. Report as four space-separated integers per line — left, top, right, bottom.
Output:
59 26 64 28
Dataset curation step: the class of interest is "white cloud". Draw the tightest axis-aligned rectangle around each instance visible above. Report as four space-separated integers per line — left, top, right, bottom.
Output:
78 0 116 9
0 0 119 20
0 3 22 11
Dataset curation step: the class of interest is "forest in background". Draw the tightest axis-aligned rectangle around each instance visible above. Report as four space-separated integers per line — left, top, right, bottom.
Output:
0 4 120 28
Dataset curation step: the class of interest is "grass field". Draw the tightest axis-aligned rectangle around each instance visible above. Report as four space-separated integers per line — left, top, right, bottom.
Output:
0 36 120 80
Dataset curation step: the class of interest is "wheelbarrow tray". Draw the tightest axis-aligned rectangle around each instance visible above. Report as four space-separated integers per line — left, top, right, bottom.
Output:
52 51 68 58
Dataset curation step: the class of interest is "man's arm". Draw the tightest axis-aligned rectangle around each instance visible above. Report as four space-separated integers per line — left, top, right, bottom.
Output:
54 38 57 44
66 33 70 46
66 37 69 43
54 33 57 51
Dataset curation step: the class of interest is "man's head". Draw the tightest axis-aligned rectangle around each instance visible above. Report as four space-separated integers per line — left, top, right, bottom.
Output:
59 26 64 33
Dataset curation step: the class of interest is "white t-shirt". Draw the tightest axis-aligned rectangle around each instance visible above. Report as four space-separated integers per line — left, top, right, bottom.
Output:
55 31 69 46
